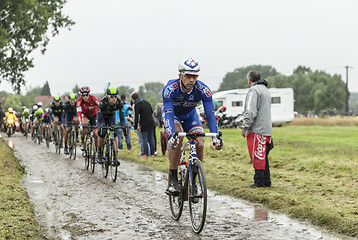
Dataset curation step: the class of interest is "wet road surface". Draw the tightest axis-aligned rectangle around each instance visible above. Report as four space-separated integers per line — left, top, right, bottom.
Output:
3 133 355 240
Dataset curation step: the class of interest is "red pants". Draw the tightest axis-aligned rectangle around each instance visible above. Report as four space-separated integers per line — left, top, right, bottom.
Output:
246 133 272 170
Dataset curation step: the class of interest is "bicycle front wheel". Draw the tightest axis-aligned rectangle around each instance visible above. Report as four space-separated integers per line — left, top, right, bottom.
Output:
188 159 207 234
55 129 60 154
169 171 185 220
45 127 50 148
90 137 96 173
84 137 90 170
110 142 118 182
101 144 109 178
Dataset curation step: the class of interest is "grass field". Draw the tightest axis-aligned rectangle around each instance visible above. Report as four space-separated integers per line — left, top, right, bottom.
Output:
0 138 42 239
0 117 357 238
119 122 358 237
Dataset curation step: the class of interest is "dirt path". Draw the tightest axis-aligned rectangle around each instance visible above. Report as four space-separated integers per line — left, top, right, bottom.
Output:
4 133 354 240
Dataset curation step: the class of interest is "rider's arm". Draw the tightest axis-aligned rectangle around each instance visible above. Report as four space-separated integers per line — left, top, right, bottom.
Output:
76 98 83 124
162 97 175 138
118 108 125 127
202 98 218 134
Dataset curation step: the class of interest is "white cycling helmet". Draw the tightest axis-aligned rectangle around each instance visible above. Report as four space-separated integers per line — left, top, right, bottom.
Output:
178 58 200 75
37 102 43 107
33 105 38 110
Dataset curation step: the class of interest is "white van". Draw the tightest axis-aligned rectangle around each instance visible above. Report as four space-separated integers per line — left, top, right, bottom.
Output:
212 88 294 124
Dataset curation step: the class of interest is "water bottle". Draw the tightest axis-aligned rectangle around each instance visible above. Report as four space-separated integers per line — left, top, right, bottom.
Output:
179 161 186 179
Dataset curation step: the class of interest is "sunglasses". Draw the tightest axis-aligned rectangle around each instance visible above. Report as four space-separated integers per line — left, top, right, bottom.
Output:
109 95 117 99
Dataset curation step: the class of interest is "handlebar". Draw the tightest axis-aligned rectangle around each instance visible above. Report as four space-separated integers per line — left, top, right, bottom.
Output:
171 131 223 149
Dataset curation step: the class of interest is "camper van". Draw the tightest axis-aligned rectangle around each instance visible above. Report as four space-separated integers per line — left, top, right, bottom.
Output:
212 88 294 124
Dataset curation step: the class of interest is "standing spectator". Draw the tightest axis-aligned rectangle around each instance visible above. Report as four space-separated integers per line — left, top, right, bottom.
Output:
116 94 132 150
241 70 274 188
131 98 144 156
131 92 156 157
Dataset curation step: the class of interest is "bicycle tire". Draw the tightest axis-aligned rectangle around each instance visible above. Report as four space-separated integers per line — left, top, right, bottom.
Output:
84 136 90 170
45 127 50 148
188 159 207 234
110 142 118 182
169 169 185 220
37 128 41 145
55 129 60 154
90 136 96 173
72 131 77 160
101 143 109 178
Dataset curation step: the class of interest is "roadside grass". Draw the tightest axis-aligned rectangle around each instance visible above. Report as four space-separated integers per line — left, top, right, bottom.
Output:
119 124 358 237
0 137 42 239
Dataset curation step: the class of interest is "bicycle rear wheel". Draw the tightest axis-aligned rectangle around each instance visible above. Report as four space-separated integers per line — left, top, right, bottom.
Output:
169 171 185 220
90 137 96 173
110 142 118 182
188 159 207 234
101 143 109 178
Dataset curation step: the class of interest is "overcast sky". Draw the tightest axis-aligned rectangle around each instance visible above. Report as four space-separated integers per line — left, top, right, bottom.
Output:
2 0 358 95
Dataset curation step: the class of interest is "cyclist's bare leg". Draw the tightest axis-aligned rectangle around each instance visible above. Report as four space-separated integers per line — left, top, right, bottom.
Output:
63 127 70 144
114 136 118 149
168 122 184 170
98 137 104 149
93 129 99 147
81 117 89 139
195 137 204 161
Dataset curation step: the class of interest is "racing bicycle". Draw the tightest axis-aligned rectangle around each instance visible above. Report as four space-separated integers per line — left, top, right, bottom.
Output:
99 125 124 182
169 131 223 234
82 125 97 173
67 121 79 160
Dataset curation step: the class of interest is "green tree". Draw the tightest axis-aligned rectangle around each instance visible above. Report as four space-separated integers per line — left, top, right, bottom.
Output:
117 85 134 99
41 81 51 96
218 65 279 91
0 0 74 93
137 82 164 103
72 84 80 95
293 66 312 74
3 94 22 112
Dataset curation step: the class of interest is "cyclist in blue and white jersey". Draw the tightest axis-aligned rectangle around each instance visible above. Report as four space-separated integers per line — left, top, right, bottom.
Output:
162 58 223 195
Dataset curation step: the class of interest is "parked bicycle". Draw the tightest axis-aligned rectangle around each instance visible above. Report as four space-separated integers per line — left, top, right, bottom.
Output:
99 125 123 182
82 125 97 173
169 131 223 234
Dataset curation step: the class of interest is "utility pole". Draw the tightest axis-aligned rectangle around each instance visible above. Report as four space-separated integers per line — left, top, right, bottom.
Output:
344 66 353 114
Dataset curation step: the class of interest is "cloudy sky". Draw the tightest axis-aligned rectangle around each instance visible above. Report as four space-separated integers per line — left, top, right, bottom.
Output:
2 0 358 95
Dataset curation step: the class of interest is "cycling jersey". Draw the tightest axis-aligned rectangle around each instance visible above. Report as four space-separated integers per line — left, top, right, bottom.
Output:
41 112 52 123
34 108 44 120
50 101 63 115
62 101 77 123
97 96 125 138
76 95 100 124
98 96 124 116
22 109 30 119
162 79 218 138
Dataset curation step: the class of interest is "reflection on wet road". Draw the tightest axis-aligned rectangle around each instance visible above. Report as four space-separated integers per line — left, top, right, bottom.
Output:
3 133 354 240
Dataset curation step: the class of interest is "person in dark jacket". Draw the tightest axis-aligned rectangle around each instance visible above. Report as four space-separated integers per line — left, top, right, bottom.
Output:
131 92 156 157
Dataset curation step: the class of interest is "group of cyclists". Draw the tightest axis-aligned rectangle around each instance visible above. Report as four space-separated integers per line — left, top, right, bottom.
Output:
3 57 223 197
12 86 126 166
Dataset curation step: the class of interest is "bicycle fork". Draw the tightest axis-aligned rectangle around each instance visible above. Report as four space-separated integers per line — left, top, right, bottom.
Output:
188 140 204 199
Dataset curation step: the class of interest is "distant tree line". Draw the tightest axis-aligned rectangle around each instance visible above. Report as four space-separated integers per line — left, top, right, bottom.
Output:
218 65 350 114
